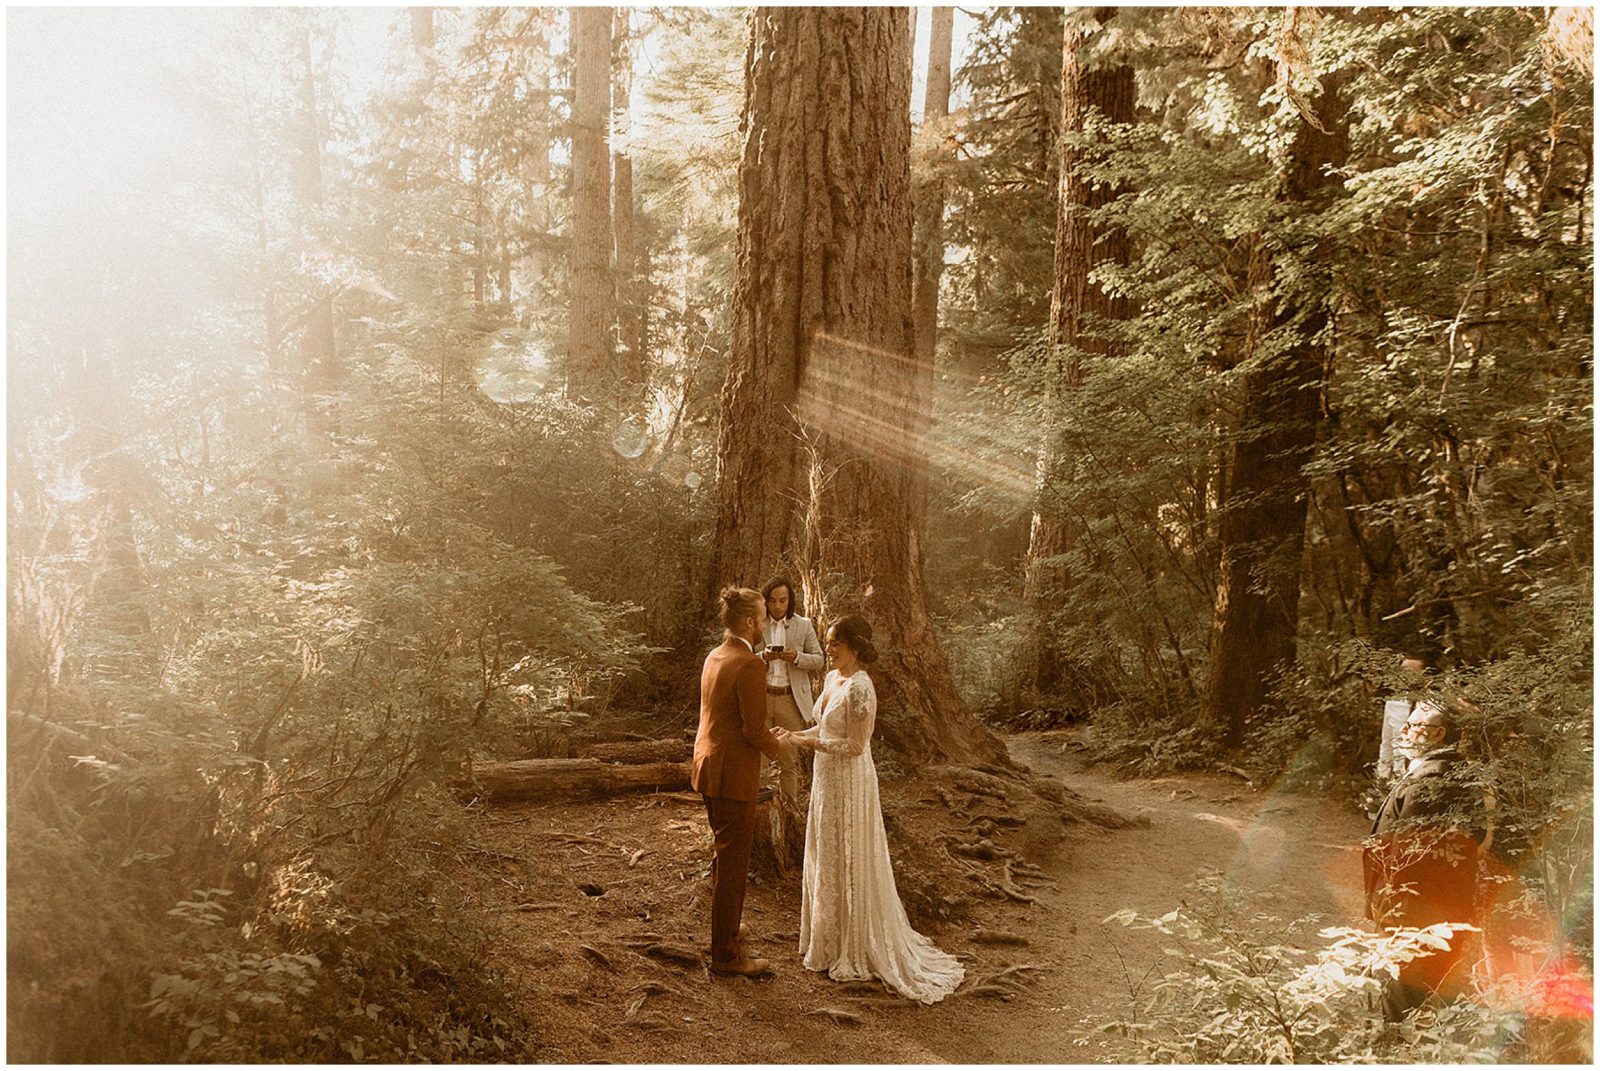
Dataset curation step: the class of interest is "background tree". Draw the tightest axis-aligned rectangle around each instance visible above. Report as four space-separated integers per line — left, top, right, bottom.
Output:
942 7 1066 370
1020 7 1137 708
567 5 615 402
612 7 645 381
1202 19 1349 747
292 22 340 444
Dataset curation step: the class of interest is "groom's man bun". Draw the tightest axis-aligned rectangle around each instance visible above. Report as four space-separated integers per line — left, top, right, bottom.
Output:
718 586 763 630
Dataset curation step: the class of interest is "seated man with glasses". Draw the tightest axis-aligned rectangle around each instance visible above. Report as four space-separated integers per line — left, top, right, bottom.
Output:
1362 701 1491 1021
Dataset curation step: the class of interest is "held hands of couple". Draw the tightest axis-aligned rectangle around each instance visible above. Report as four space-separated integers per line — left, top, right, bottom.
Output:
772 727 807 751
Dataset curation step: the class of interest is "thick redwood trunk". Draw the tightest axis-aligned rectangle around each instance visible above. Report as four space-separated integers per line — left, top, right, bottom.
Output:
567 6 615 402
1203 74 1349 747
714 8 1002 766
708 10 822 586
1022 12 1135 703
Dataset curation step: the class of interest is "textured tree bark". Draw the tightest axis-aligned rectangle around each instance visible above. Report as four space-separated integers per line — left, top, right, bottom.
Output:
1203 75 1349 747
1021 11 1135 704
752 791 805 875
713 7 1003 766
293 26 338 441
708 9 817 587
580 738 691 764
911 7 954 370
567 6 615 402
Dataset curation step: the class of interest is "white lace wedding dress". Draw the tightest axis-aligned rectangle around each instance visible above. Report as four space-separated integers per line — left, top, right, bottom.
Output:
794 669 965 1004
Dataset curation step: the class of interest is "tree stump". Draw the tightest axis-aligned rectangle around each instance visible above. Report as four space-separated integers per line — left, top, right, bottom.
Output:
752 787 805 876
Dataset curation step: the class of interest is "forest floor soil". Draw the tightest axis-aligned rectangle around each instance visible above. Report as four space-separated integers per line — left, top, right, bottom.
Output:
456 727 1372 1063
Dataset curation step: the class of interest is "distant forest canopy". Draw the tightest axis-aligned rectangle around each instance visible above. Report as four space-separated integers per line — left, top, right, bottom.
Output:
6 5 1592 1063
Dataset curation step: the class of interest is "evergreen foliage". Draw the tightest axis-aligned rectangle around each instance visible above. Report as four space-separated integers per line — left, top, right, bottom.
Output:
6 6 1591 1061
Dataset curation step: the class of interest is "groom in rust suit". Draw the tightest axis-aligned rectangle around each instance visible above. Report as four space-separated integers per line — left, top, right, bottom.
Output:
692 587 789 977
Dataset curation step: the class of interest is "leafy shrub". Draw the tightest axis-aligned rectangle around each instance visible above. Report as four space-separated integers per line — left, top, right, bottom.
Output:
1087 871 1592 1063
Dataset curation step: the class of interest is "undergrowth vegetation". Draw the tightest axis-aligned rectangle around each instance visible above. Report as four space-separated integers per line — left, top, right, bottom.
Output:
1087 871 1591 1063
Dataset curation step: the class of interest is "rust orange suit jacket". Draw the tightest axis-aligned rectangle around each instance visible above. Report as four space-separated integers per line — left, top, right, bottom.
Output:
691 638 780 801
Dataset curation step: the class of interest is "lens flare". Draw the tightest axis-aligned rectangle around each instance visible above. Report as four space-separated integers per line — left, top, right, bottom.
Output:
611 419 649 459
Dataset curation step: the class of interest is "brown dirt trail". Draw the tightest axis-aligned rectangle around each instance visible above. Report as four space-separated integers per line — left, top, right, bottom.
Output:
459 728 1372 1062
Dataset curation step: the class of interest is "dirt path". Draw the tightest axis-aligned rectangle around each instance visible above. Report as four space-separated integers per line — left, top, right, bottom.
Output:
464 728 1372 1063
906 730 1372 1062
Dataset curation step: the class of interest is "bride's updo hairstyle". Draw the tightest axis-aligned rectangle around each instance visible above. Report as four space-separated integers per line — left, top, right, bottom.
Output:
830 614 878 664
718 586 763 631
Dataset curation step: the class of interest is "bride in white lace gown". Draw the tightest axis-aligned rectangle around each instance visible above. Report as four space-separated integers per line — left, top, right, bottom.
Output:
775 615 965 1004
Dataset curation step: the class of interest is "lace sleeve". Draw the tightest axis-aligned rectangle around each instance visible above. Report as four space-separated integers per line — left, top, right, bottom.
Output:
812 673 875 757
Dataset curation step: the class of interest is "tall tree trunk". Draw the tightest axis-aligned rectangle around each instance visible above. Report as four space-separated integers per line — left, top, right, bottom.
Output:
911 7 954 370
293 26 338 440
1021 7 1065 183
715 7 1002 766
567 5 615 403
524 14 552 299
1021 10 1135 704
1203 71 1349 748
612 8 644 389
496 204 513 304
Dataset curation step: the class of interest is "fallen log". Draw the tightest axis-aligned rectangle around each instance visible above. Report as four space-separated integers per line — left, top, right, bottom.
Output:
456 758 690 803
581 739 692 764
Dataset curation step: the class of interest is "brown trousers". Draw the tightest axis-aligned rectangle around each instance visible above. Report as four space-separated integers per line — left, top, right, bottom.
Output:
764 691 808 804
702 794 757 964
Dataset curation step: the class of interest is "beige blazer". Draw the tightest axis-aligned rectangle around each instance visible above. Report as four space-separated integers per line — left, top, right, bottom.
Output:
756 614 826 723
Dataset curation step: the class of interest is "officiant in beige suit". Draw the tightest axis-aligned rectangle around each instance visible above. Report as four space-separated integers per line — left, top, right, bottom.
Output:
754 576 825 806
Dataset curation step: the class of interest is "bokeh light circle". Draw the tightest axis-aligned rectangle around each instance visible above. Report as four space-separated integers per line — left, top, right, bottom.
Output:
611 419 649 459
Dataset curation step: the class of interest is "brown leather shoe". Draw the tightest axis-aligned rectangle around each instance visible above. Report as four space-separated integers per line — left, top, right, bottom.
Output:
709 956 772 978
